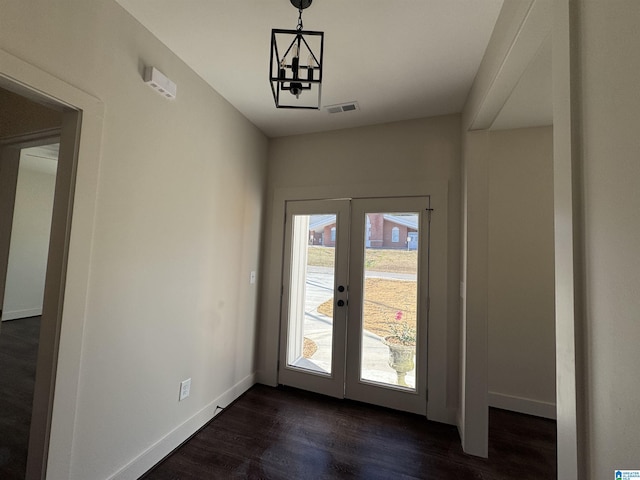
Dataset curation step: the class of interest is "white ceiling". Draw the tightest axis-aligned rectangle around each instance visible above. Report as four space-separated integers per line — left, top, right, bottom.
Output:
115 0 505 138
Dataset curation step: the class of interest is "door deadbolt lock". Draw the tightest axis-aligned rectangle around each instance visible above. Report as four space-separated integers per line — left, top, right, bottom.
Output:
337 299 345 307
338 285 345 292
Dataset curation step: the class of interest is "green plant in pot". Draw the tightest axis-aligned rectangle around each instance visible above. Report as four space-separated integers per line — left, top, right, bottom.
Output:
383 311 416 387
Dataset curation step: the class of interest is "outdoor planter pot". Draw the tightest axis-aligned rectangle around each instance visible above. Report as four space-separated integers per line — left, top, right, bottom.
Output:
383 337 416 387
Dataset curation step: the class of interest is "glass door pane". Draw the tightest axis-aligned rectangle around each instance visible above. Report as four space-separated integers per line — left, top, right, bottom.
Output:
359 212 419 390
278 199 349 399
345 197 428 415
285 213 337 375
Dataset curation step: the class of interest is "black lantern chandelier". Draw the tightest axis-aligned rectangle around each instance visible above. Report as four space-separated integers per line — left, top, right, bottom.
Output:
270 0 324 109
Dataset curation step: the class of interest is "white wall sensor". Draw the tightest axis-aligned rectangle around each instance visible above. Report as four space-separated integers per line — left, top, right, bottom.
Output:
143 66 177 100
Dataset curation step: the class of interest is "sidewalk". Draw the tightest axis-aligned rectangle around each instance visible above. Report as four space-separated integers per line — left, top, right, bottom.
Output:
295 270 416 389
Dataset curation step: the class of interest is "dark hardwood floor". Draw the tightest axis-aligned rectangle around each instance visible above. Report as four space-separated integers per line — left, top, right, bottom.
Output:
143 384 556 480
0 319 557 480
0 316 41 480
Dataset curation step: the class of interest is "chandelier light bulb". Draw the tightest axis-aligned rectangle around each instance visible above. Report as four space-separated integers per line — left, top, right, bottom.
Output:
307 54 314 81
291 43 300 79
279 59 287 80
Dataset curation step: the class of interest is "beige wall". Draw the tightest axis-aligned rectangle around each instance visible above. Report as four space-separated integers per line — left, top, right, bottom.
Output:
577 1 640 477
266 115 460 192
260 115 462 423
487 126 555 417
553 1 640 477
7 1 636 478
0 1 268 479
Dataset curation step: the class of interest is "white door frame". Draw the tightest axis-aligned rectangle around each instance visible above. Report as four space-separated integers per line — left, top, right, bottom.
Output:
278 196 430 414
261 180 454 424
1 48 104 479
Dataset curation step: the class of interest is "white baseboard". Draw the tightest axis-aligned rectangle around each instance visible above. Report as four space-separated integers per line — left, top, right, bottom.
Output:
488 391 556 419
108 373 256 480
1 307 42 321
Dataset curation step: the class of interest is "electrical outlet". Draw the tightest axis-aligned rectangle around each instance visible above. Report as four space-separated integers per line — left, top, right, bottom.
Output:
179 378 191 401
250 271 256 284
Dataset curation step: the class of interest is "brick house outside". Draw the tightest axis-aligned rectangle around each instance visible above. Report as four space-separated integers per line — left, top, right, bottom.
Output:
308 214 418 250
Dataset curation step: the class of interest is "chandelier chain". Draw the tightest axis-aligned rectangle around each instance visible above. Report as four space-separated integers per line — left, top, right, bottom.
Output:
297 7 303 31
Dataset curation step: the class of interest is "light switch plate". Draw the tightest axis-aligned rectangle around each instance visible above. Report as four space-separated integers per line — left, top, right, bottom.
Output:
179 378 191 401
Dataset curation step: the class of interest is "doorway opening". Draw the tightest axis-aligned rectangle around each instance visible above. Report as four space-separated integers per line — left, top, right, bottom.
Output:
0 81 81 479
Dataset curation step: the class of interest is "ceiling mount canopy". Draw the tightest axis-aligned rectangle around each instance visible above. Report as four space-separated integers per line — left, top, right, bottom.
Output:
290 0 312 10
270 0 324 109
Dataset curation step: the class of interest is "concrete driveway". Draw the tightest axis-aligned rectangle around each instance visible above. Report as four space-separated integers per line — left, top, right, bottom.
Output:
294 266 416 389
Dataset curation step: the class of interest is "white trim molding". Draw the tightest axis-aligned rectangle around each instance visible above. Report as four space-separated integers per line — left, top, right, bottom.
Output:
489 391 556 419
0 46 105 480
1 308 42 321
108 373 256 480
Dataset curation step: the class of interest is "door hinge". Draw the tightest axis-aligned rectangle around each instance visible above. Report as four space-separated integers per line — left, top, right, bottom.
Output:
426 208 434 223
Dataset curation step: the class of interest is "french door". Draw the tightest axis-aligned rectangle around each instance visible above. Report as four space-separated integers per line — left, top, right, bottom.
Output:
278 197 429 414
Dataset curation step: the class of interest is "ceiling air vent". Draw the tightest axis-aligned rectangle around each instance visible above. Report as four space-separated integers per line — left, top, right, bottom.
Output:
325 102 359 114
